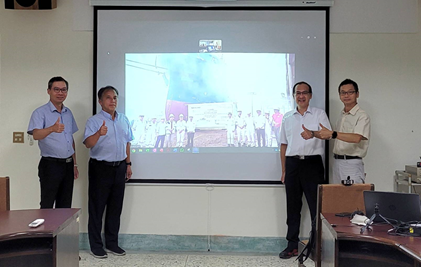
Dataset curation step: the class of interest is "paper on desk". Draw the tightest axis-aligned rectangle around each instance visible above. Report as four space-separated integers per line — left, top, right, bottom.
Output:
350 214 371 226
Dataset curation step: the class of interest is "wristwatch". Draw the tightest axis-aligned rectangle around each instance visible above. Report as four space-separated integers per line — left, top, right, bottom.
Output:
126 162 132 166
331 131 338 139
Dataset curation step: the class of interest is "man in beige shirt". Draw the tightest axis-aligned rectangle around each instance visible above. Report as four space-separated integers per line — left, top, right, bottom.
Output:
318 79 370 184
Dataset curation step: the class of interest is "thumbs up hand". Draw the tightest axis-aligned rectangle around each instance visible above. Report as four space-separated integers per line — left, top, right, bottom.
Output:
301 124 314 140
98 120 108 136
318 123 333 140
52 117 65 133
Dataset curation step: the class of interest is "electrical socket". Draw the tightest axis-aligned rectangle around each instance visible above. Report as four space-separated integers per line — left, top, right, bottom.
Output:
13 132 24 143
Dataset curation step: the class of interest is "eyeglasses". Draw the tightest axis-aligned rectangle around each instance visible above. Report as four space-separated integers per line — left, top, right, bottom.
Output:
295 91 310 96
339 91 356 96
52 87 68 93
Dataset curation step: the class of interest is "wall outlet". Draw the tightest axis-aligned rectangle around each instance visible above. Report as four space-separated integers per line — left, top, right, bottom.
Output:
13 132 24 143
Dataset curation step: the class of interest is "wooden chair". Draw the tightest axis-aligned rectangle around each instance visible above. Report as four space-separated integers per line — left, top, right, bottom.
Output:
0 177 10 211
314 183 374 266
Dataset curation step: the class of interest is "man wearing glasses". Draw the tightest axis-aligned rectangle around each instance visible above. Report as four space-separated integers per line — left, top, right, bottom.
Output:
279 81 331 259
27 76 79 209
318 79 370 184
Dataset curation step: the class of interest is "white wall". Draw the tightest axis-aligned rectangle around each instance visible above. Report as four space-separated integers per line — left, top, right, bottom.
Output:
329 12 421 192
0 1 93 230
0 0 420 238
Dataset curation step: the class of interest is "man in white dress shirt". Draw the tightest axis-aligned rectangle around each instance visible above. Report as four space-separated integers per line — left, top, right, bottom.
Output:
176 114 186 147
254 109 266 147
279 81 331 259
226 112 236 147
235 110 246 147
245 112 255 147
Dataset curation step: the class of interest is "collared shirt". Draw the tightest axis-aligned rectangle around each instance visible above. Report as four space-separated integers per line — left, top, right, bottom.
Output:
176 120 186 131
280 106 331 156
235 115 246 128
27 101 78 158
272 112 283 128
83 110 133 162
156 121 167 135
254 114 266 129
186 120 196 132
226 117 235 130
265 116 273 132
133 119 146 134
166 120 175 135
147 121 157 134
245 116 255 130
333 104 370 158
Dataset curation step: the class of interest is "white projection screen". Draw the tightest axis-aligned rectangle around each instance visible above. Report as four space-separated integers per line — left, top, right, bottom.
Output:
94 6 329 184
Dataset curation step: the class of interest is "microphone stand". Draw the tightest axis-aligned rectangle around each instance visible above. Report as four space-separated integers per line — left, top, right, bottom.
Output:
360 203 394 234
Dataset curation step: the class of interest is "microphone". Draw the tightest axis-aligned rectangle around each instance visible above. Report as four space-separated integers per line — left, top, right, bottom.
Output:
342 176 354 186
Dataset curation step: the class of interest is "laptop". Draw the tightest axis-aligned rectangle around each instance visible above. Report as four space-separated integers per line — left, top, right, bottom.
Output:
364 191 421 223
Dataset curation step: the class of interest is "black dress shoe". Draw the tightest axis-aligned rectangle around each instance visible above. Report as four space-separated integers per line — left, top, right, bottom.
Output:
279 247 298 259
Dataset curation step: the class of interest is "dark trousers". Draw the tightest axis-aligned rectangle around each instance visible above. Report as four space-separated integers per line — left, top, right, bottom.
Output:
88 159 126 250
187 132 195 147
155 135 165 148
38 157 74 209
284 156 325 249
256 129 266 147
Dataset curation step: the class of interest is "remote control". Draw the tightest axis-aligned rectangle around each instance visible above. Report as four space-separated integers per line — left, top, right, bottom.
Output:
29 219 45 228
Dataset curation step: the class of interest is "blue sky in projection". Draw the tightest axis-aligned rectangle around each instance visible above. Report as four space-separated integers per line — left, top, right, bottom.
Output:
125 53 288 105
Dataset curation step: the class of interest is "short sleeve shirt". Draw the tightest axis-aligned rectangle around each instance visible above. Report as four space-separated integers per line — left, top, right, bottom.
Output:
280 106 331 156
333 104 370 158
83 110 134 162
27 101 78 158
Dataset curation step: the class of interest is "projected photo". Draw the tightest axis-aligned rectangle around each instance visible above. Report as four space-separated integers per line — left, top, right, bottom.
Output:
125 53 295 151
199 39 222 53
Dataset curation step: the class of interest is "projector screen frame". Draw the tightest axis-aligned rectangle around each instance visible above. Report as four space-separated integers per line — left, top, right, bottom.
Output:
93 5 330 185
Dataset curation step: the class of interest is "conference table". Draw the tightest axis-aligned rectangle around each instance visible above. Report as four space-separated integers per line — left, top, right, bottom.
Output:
320 213 421 267
0 208 80 267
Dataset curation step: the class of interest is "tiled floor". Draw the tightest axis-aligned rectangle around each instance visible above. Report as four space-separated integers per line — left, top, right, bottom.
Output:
79 251 315 267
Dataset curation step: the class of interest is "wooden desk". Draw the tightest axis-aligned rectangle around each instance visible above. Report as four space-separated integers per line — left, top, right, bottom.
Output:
0 208 81 267
321 213 421 267
0 177 10 211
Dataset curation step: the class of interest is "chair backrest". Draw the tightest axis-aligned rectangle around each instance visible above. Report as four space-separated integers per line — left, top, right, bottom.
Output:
315 183 374 267
0 177 10 211
318 183 374 214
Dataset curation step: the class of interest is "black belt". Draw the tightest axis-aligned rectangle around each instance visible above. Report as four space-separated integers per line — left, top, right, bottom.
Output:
91 158 124 167
42 156 73 163
287 155 320 160
334 154 361 160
